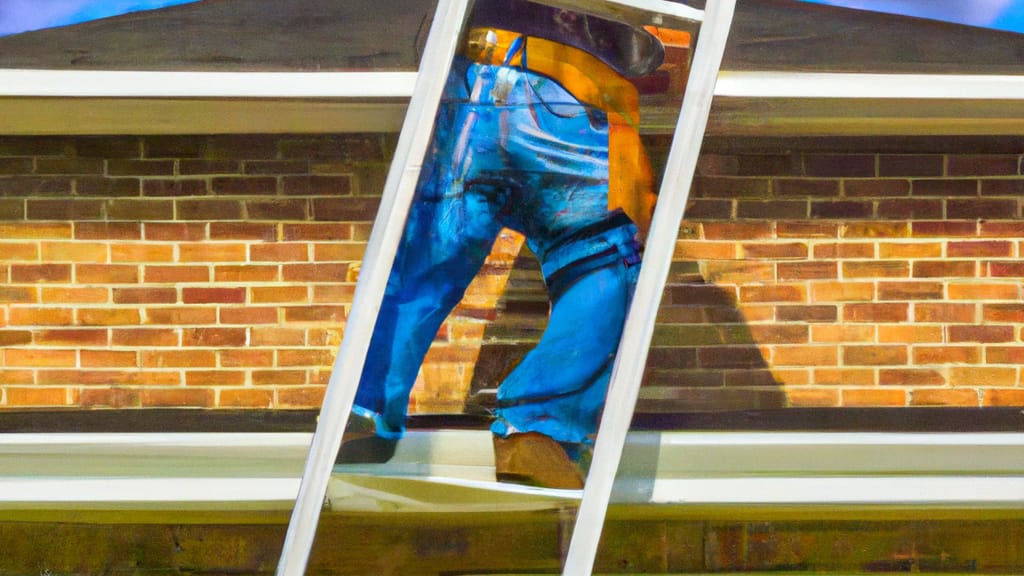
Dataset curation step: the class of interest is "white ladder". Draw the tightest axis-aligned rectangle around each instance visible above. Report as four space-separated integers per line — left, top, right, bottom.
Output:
275 1 736 574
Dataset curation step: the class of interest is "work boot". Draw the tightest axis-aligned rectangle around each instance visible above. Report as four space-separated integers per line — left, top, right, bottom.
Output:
335 411 398 464
493 432 588 490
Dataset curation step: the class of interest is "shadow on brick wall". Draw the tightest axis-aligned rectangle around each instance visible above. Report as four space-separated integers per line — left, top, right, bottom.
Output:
466 251 786 416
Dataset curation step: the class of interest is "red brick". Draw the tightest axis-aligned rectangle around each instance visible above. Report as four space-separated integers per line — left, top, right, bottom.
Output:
841 222 909 238
11 264 70 283
912 221 977 237
844 345 907 366
140 388 214 407
34 329 107 346
983 389 1024 407
5 387 68 406
777 261 837 281
877 325 943 343
75 264 139 283
879 154 942 177
813 367 875 386
948 199 1020 220
144 222 207 241
914 346 980 365
214 265 278 282
220 349 274 368
182 328 247 347
701 261 775 283
785 388 840 407
77 308 141 326
775 222 838 238
76 177 141 197
105 199 174 220
209 223 277 241
186 370 246 387
909 389 979 407
983 304 1024 323
277 386 324 407
27 199 103 220
739 285 806 303
282 175 351 195
247 199 309 220
251 327 305 347
80 350 137 367
252 370 308 386
178 243 246 262
773 345 838 366
111 328 178 347
803 154 874 177
282 223 352 241
0 222 71 239
947 325 1014 343
35 158 104 174
879 369 945 386
947 154 1019 176
843 179 909 197
113 287 177 304
5 348 76 367
979 221 1024 238
144 265 210 283
947 240 1013 258
740 242 808 260
811 281 874 302
694 176 770 198
79 388 141 408
182 287 245 304
876 199 943 220
685 199 732 219
282 263 348 282
842 388 906 407
178 159 240 175
219 307 279 325
986 346 1024 364
0 331 32 346
914 303 975 323
313 242 368 262
144 307 217 325
212 177 277 195
844 303 908 323
776 305 836 323
278 349 334 367
110 244 174 262
911 178 977 196
0 242 39 261
142 350 216 368
876 281 944 301
251 286 309 304
812 242 874 259
773 178 839 197
702 222 773 240
8 308 73 326
219 388 275 408
842 261 909 278
0 370 34 385
177 199 244 221
75 222 141 240
811 201 872 219
251 244 308 262
948 283 1019 301
988 261 1024 278
143 179 208 197
736 199 806 220
810 325 873 343
949 367 1017 387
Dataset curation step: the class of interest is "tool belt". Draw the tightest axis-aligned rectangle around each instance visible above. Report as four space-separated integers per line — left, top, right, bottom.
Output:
461 27 656 236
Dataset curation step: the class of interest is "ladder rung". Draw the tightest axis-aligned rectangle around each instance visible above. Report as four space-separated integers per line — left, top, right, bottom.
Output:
527 0 704 27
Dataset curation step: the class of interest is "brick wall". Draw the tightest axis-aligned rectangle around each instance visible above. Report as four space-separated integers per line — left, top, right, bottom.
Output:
1 134 1022 413
0 134 505 411
639 136 1024 412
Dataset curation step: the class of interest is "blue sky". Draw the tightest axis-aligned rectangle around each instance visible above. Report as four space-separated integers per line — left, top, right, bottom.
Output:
800 0 1024 33
0 0 199 37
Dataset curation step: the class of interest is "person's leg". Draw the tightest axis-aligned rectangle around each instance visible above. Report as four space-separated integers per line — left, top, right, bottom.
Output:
344 60 507 461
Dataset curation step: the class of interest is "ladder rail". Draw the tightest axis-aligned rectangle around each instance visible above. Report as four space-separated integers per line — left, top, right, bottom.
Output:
273 0 473 574
563 0 737 573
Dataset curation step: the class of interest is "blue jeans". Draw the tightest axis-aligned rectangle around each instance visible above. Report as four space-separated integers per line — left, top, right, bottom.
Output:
354 56 642 446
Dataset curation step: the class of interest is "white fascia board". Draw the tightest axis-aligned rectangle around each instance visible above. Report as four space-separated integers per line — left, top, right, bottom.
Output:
716 71 1024 100
0 69 418 98
6 70 1024 100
